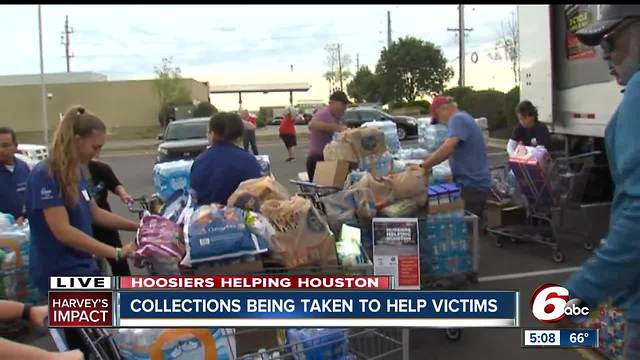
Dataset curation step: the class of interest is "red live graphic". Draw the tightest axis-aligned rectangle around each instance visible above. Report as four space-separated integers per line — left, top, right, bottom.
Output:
49 291 113 327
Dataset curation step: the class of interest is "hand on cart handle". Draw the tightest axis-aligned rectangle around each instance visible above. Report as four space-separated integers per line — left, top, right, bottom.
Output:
29 305 49 328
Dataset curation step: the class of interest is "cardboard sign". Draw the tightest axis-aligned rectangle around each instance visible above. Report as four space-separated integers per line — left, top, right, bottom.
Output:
372 218 420 289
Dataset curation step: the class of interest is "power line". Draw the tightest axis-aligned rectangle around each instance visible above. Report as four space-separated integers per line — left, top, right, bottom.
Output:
61 15 74 72
447 5 473 87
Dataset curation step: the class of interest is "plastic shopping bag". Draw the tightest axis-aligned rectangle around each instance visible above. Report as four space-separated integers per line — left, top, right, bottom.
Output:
227 176 290 212
184 205 268 265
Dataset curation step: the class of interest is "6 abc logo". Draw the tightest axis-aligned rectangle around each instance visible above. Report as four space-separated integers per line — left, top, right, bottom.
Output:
531 283 590 323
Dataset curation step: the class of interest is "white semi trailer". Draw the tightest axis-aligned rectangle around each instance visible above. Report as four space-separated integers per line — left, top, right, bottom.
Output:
519 4 618 203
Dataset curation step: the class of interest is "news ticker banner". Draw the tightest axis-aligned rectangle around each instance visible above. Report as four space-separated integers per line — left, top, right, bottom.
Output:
48 276 520 328
522 329 599 348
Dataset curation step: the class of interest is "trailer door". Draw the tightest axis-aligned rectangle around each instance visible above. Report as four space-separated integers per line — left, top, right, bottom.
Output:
519 5 553 125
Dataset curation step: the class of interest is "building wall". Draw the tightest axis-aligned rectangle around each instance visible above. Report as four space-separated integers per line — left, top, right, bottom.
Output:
0 72 108 86
0 78 209 135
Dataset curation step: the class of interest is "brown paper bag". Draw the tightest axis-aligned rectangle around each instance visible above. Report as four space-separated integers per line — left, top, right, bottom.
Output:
388 167 428 206
351 172 394 209
260 196 337 268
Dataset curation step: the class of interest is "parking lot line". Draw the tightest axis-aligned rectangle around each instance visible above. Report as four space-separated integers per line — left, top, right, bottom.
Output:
478 267 582 282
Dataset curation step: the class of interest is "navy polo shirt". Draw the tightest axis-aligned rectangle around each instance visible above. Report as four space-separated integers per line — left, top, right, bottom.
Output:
190 142 262 206
25 161 99 294
0 157 31 218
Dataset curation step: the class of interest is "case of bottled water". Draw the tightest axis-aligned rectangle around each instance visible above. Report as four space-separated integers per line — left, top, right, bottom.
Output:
153 160 194 201
361 121 400 153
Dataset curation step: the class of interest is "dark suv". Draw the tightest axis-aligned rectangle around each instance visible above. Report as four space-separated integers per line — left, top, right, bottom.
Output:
156 117 209 163
343 108 418 140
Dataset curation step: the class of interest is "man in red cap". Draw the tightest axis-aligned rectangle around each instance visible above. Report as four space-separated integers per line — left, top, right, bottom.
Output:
422 95 491 221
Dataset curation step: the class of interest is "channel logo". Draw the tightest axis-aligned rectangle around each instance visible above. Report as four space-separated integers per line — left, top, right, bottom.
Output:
531 283 590 323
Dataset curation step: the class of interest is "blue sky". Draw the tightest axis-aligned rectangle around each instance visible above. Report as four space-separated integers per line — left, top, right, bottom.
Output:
1 4 518 110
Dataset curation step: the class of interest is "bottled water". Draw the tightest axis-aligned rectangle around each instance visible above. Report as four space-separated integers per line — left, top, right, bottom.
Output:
362 121 400 153
153 160 194 201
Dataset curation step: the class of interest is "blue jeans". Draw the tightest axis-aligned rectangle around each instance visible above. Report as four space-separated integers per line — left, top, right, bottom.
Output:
626 320 640 360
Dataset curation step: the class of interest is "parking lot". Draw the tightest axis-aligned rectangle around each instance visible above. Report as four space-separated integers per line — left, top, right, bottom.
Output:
63 138 605 359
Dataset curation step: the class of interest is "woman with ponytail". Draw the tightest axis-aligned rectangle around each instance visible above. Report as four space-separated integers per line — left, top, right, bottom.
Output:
25 105 138 293
191 111 262 205
24 105 139 356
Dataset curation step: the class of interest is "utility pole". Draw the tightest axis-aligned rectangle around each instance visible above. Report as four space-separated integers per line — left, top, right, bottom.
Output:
38 5 48 144
61 15 74 72
337 43 343 91
447 5 473 87
387 11 392 48
356 53 360 71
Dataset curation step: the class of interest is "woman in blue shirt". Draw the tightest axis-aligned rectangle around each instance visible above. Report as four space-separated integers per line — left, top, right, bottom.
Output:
25 105 138 355
191 112 262 205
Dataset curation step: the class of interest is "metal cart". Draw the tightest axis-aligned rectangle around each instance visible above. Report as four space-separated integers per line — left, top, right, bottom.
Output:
488 151 603 262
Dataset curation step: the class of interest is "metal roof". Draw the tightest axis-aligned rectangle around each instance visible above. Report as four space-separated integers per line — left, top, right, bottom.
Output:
209 83 311 93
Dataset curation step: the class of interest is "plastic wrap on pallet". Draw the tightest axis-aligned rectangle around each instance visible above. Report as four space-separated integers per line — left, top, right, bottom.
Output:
112 328 236 360
0 220 42 303
358 152 394 178
418 120 448 152
153 160 193 201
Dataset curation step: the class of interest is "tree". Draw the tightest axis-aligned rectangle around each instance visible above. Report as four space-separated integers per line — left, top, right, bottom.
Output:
346 66 382 103
153 57 192 127
492 10 520 86
503 86 520 127
324 44 353 92
192 102 218 117
375 36 453 103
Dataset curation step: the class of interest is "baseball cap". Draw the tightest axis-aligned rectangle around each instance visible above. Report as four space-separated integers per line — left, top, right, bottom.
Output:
429 96 455 119
575 5 640 46
329 90 352 104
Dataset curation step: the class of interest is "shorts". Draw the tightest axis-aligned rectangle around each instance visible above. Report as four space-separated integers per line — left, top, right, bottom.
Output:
280 134 297 148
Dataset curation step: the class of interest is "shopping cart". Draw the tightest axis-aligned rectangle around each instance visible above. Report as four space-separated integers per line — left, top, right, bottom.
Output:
48 324 121 360
488 151 602 262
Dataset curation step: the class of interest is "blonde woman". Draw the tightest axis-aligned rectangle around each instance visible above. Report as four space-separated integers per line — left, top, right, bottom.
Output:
24 105 138 356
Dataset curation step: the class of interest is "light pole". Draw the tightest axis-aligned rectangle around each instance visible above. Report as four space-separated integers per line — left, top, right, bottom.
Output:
38 5 49 144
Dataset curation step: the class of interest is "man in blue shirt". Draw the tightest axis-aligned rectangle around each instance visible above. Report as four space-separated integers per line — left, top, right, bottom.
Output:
191 112 262 206
563 6 640 358
0 127 31 223
422 96 491 219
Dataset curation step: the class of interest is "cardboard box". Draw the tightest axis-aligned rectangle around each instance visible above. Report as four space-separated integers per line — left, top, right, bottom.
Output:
323 140 358 162
486 200 526 229
314 160 351 187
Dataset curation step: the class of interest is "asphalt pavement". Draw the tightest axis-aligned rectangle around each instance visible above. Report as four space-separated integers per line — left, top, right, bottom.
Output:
30 139 604 359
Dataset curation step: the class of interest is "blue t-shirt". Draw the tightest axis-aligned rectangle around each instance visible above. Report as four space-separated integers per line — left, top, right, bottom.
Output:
447 111 491 191
0 157 30 218
25 162 99 294
190 142 262 206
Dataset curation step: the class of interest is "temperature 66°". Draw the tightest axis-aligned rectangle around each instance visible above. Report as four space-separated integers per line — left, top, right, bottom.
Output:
570 332 589 344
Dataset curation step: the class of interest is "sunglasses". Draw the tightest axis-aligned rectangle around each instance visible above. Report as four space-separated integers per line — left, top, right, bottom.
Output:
600 19 640 53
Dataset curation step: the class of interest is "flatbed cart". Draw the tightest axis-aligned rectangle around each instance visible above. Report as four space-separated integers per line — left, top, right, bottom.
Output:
488 152 604 263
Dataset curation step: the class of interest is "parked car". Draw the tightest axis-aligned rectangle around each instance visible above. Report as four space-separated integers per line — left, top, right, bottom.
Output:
294 114 306 125
15 152 38 169
343 108 418 140
156 117 210 163
271 115 284 125
17 144 48 162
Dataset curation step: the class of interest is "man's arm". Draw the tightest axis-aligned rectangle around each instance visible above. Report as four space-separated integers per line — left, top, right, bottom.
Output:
91 202 138 231
308 117 344 133
423 137 459 169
